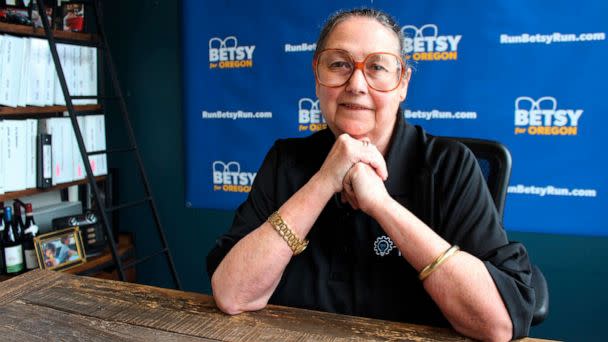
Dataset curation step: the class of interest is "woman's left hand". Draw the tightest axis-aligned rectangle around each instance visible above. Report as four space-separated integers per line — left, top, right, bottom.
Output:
342 161 390 214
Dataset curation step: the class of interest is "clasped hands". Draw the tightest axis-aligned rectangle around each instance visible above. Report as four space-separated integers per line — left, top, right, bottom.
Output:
318 133 390 213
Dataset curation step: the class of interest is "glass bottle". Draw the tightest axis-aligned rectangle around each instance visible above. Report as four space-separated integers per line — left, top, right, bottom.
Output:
13 202 25 240
3 206 25 275
23 203 39 270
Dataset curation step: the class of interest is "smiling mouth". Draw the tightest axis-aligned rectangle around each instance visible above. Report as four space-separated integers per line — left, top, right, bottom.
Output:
341 103 372 110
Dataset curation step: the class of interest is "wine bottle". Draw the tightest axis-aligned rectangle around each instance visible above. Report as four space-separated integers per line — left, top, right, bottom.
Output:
13 202 25 240
23 203 40 270
3 207 25 275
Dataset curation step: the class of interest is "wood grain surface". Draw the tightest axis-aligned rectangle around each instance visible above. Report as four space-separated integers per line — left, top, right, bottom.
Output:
0 270 554 341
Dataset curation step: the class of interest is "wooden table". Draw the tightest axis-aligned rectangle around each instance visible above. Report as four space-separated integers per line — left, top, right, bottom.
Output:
0 270 552 341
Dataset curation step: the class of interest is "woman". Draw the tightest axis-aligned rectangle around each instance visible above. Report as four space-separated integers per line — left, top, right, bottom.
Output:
207 8 534 341
44 243 58 267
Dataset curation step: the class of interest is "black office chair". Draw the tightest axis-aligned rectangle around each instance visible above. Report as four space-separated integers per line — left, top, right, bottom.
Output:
448 137 549 326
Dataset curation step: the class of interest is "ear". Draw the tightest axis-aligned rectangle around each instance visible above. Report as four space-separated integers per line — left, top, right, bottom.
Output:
398 67 412 102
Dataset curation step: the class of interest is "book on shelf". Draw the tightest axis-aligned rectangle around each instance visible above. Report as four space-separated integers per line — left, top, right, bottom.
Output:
0 120 5 194
0 118 38 193
25 118 36 188
89 114 106 176
16 34 29 107
2 119 27 192
0 34 26 108
38 117 72 185
72 115 84 180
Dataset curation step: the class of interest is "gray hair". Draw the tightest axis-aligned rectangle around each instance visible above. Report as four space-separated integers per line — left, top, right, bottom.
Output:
314 8 409 68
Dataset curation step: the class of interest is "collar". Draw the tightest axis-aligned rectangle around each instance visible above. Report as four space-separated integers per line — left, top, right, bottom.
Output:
383 109 424 196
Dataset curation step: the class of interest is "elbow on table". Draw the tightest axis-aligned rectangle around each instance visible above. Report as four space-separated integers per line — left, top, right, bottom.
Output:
211 277 267 315
214 295 245 315
484 326 512 342
474 318 513 342
452 313 512 342
486 308 514 342
214 295 268 315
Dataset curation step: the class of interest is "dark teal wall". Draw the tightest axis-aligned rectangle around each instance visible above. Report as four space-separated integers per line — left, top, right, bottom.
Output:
102 0 232 292
104 1 606 341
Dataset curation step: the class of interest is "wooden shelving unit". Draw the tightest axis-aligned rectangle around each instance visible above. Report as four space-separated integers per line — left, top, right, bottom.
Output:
0 22 105 202
0 233 136 283
0 22 97 43
0 21 123 282
0 176 106 202
0 104 102 117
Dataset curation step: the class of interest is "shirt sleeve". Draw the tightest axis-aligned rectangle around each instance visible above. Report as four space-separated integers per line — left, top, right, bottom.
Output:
432 140 535 338
206 143 279 279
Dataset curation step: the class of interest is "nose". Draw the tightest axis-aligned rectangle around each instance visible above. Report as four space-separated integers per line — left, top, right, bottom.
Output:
345 68 368 94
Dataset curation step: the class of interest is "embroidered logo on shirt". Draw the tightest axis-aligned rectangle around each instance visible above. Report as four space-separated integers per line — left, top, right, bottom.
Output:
373 236 395 256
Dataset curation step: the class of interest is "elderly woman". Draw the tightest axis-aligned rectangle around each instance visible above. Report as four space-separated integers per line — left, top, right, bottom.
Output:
207 8 534 341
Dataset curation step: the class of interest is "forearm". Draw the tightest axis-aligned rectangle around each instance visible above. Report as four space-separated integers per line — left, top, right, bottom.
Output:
211 172 335 314
423 252 512 341
370 198 512 341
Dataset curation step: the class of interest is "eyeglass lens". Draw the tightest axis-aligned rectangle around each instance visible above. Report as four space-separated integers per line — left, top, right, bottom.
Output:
317 50 402 91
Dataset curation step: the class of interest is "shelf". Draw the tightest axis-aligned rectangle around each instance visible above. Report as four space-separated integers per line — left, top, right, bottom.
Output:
0 175 106 202
66 233 135 280
0 104 102 117
0 22 97 43
0 233 136 283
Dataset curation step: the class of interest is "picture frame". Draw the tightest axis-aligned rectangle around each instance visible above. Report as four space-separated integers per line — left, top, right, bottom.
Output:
61 2 84 32
34 226 87 271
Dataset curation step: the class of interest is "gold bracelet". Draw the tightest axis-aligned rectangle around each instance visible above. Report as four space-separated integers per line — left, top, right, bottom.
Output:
419 245 460 281
267 211 309 255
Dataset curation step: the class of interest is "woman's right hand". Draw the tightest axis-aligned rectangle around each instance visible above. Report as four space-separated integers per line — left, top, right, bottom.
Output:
317 133 388 193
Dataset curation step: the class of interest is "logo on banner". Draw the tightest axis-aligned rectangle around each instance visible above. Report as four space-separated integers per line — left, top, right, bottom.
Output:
514 96 583 136
401 24 462 61
208 36 256 69
298 98 326 132
212 161 256 193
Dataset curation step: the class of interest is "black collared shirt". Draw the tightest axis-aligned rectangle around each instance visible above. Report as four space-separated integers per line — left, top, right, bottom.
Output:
207 113 534 338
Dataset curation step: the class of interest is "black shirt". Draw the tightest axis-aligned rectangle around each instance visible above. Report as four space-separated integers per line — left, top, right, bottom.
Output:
207 113 535 338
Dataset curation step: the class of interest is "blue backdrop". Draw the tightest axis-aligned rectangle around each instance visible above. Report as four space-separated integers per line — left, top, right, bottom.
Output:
182 0 607 236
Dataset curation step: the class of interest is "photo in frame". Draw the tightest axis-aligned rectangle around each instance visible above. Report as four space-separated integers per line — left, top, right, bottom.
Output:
61 2 84 32
34 226 86 271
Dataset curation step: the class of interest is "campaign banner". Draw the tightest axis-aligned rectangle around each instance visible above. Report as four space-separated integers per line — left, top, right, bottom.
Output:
183 0 607 236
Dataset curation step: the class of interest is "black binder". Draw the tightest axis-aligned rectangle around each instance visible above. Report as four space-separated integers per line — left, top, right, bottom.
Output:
36 133 52 189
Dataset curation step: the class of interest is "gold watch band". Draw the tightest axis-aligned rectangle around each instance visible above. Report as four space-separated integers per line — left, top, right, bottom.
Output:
267 211 309 255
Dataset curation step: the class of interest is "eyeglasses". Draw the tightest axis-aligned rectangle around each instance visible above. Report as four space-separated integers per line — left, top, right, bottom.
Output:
314 49 405 92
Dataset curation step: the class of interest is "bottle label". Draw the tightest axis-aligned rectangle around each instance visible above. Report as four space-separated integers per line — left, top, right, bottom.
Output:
24 224 39 236
5 245 24 273
25 249 39 270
